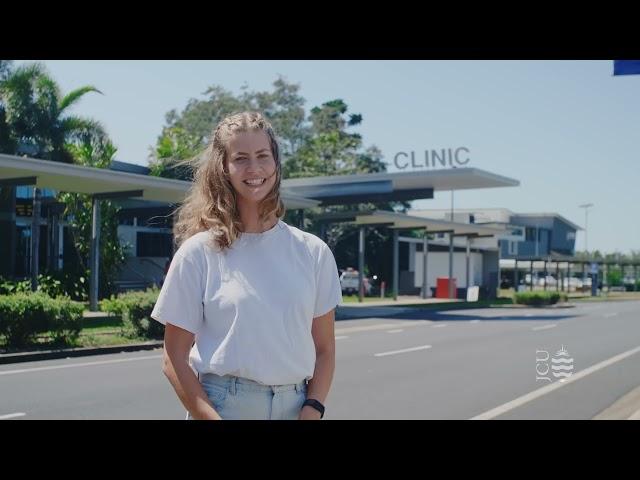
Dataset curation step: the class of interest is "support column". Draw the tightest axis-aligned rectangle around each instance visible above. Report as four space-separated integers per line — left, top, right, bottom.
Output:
393 229 399 301
89 197 101 312
358 226 365 303
530 260 534 292
465 236 471 290
448 232 454 299
422 229 429 299
30 187 41 291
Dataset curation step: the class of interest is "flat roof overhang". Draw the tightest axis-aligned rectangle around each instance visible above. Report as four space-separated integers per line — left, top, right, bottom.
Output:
0 154 320 210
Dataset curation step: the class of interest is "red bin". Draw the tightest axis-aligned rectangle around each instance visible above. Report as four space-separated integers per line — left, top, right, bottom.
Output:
436 277 457 299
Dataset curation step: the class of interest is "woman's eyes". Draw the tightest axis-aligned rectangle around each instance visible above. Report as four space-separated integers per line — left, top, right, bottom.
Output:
234 155 270 162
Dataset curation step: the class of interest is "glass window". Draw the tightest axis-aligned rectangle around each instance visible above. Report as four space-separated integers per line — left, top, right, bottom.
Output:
136 232 172 257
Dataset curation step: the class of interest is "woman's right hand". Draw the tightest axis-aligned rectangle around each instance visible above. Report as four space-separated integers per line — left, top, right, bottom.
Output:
163 322 222 420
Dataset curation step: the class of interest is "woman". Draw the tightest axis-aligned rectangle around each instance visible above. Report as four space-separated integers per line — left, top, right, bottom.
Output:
151 111 342 420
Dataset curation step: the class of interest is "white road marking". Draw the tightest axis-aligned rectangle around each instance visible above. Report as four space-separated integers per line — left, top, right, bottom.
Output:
628 409 640 420
374 345 432 357
432 324 448 328
335 336 349 340
470 345 640 420
604 313 618 318
470 320 481 324
532 324 558 331
386 329 404 333
335 321 425 335
0 412 26 420
0 355 163 376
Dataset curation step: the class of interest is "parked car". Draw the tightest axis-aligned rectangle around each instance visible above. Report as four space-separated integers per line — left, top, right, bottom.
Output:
562 277 582 290
537 275 557 287
339 268 372 295
522 273 557 286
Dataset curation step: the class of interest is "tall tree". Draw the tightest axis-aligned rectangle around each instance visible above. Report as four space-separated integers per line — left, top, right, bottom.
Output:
148 76 309 180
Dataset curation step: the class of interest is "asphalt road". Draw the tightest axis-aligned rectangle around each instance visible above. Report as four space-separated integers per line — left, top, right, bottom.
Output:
2 300 639 420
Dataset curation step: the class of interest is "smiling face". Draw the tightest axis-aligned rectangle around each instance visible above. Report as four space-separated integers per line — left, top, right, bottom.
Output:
225 130 278 206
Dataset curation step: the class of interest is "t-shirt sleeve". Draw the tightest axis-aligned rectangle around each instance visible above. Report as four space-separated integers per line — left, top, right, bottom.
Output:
314 242 343 318
151 252 204 334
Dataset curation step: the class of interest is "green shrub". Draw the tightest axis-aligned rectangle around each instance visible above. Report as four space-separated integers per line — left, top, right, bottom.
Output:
47 296 85 344
606 269 623 287
0 273 88 301
100 287 162 339
514 291 566 306
0 276 31 295
0 292 84 348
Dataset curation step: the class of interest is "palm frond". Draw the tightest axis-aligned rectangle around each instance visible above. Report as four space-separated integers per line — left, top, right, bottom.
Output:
59 86 103 112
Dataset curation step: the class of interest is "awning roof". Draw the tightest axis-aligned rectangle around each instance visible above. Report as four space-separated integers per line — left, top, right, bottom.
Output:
0 154 320 209
347 210 506 237
1 155 519 216
284 167 519 194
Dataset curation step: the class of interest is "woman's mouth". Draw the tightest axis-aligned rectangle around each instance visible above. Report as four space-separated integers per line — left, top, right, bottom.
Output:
243 178 266 186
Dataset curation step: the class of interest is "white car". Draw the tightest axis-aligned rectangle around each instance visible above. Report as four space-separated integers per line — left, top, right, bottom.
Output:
562 277 583 289
339 269 371 295
522 274 557 286
537 275 557 287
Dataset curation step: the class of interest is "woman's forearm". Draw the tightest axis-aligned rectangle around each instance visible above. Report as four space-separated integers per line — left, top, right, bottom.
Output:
163 359 221 420
305 349 335 404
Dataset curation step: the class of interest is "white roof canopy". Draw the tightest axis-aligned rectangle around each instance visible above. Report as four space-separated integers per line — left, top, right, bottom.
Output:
0 154 319 209
1 155 518 217
347 210 506 237
283 167 520 191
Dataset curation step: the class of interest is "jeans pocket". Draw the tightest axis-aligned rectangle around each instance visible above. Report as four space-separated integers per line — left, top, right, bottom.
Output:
203 382 228 411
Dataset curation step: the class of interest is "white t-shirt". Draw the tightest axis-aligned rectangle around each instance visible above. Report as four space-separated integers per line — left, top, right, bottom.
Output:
151 219 343 386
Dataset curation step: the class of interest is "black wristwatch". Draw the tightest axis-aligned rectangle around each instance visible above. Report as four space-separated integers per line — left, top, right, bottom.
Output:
302 398 325 418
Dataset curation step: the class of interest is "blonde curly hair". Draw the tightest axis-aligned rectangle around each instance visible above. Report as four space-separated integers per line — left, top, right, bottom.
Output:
173 111 285 251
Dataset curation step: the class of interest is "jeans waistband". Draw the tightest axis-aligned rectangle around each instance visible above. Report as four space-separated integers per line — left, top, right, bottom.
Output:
199 373 308 394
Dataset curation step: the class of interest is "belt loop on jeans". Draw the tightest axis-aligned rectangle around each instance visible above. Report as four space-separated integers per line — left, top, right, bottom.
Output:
230 376 237 395
296 379 307 394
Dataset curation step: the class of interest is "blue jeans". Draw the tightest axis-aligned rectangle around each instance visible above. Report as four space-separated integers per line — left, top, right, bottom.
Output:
188 373 308 420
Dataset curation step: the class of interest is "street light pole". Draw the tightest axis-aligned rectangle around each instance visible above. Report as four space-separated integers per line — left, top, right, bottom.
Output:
579 203 593 254
579 203 594 285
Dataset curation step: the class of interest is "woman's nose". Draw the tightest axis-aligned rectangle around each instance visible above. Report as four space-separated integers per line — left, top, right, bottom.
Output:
245 157 262 172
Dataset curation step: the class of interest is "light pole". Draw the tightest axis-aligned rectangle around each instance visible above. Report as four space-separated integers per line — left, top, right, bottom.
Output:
578 203 593 254
579 203 593 286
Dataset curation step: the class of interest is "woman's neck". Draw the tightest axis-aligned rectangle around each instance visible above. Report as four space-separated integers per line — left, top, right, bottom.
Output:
237 202 277 233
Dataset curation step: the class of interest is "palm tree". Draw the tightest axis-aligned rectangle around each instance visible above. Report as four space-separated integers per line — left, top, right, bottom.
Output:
0 62 105 162
0 62 106 282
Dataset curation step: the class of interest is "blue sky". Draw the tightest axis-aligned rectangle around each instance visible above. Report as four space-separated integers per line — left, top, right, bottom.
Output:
14 60 640 254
